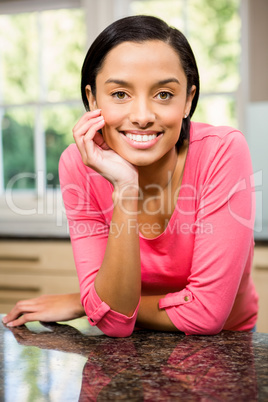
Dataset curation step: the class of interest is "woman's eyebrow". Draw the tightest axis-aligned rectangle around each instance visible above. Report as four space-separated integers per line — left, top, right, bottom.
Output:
104 78 181 86
105 78 129 85
157 78 180 86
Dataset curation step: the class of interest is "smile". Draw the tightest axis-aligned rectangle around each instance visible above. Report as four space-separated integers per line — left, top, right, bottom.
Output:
120 130 163 149
125 133 157 142
122 130 162 141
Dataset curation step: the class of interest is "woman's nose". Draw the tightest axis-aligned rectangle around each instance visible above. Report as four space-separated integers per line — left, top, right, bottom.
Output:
129 98 156 127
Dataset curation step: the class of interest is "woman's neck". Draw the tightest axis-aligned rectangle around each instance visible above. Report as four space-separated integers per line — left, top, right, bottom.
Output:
137 146 180 196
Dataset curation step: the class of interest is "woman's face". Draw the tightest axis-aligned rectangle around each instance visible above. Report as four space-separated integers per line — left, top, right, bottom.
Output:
86 40 196 166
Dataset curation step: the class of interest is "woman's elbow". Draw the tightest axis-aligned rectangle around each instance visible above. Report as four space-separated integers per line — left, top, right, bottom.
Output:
196 324 224 336
97 323 135 338
184 318 225 336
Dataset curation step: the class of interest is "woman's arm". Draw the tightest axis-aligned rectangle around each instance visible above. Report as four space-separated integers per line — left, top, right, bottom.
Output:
143 130 256 335
136 295 178 331
94 185 141 316
73 111 141 315
3 110 142 331
62 111 142 336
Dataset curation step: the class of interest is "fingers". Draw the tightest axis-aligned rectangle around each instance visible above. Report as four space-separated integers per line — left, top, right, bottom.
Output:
5 313 39 328
92 131 111 150
74 115 105 143
83 117 105 148
2 299 40 327
73 109 102 132
73 111 105 165
73 110 104 143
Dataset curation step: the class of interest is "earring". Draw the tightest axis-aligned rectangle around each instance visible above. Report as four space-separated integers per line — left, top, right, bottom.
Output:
184 113 188 119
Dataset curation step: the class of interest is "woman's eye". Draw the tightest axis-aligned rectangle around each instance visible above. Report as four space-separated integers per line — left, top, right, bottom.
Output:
156 92 173 100
112 91 128 100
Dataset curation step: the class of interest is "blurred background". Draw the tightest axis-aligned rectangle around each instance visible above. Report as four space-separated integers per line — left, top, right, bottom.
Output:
0 0 267 238
0 0 267 331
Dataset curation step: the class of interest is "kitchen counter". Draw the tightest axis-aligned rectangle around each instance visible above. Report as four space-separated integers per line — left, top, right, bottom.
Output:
1 316 267 401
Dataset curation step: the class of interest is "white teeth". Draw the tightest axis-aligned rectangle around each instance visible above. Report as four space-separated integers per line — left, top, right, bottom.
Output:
125 133 157 142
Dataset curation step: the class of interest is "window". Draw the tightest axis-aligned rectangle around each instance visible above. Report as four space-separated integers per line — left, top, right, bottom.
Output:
130 0 241 127
0 8 86 194
0 0 241 236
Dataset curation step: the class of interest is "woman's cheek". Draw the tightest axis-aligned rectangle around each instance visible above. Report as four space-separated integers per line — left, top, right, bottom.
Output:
164 102 184 120
98 106 123 147
100 102 125 128
101 106 126 139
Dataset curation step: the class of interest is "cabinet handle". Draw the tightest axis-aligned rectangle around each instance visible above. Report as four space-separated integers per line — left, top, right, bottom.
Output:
0 285 40 292
0 255 39 263
255 264 268 271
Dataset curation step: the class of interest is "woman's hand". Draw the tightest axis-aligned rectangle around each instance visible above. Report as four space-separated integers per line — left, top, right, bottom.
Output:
73 110 138 189
2 293 85 327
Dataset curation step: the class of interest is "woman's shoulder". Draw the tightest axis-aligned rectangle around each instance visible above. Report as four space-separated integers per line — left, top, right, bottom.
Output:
189 121 249 162
186 121 253 187
186 122 252 180
59 143 86 179
59 144 113 217
59 143 98 174
60 143 81 163
59 143 106 187
190 121 244 144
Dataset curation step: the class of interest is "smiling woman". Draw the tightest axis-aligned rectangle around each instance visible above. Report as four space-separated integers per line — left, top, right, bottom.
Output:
84 40 195 166
3 15 258 337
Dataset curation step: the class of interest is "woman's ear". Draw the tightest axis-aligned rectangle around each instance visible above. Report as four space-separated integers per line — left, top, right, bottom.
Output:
184 85 196 117
85 85 98 111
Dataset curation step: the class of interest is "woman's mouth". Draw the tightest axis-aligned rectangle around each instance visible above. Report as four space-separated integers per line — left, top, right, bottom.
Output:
120 130 163 149
125 133 157 142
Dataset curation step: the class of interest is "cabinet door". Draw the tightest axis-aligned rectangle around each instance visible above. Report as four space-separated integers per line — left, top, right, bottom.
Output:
0 240 79 313
252 246 268 333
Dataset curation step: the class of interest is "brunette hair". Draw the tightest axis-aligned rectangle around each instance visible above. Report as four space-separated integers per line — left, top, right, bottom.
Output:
81 15 199 149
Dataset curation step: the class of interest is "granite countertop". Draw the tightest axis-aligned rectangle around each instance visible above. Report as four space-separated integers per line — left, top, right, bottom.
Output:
1 315 267 401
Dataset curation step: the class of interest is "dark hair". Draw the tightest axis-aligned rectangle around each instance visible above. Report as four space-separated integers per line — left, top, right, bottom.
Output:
81 15 199 149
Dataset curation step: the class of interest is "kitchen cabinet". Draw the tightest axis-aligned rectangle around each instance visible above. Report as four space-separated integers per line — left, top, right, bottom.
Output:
0 240 267 333
0 239 79 313
252 245 268 333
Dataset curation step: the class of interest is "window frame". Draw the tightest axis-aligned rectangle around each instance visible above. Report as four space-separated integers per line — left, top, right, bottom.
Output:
0 0 81 14
0 0 131 237
0 0 243 237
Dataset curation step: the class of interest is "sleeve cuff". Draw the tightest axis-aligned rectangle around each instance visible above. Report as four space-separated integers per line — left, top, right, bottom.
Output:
86 285 111 325
86 284 140 327
159 289 193 309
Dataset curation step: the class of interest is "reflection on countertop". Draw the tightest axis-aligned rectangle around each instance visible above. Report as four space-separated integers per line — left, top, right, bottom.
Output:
1 315 268 401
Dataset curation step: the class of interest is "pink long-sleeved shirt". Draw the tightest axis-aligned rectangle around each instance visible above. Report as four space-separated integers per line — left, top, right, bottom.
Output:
59 122 258 337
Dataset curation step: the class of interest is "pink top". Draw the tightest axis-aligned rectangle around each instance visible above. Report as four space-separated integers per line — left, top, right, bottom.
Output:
59 122 258 337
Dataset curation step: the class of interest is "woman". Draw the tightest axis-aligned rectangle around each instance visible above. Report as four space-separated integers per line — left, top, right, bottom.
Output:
3 15 258 336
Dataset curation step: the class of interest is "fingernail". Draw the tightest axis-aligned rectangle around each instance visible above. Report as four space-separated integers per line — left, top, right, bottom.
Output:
2 317 7 323
6 322 13 327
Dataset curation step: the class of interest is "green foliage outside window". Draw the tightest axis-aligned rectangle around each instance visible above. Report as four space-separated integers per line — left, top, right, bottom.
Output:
131 0 240 126
0 1 240 191
44 106 82 188
2 109 35 189
0 9 85 190
0 13 38 104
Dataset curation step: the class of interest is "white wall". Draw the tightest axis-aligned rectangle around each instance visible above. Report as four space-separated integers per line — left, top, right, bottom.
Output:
242 0 268 239
247 103 268 238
